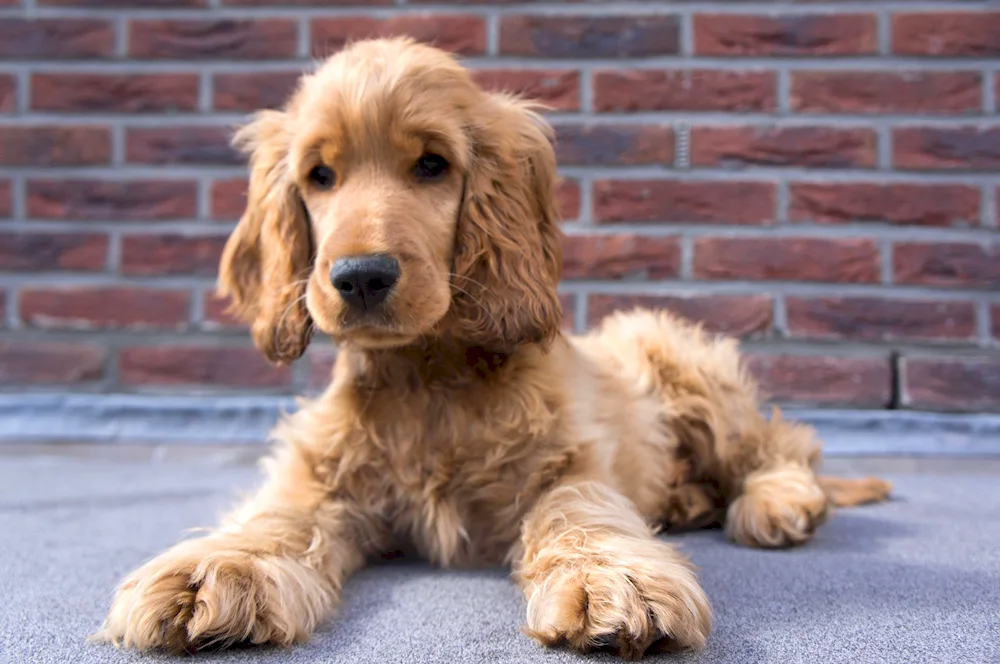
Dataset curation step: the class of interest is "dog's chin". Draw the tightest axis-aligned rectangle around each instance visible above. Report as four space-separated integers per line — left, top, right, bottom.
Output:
337 327 421 350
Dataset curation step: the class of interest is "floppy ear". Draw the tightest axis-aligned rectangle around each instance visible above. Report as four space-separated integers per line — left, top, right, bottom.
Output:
449 95 563 350
217 110 313 365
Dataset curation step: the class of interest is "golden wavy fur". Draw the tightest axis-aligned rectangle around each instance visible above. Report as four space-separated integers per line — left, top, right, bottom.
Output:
93 38 892 660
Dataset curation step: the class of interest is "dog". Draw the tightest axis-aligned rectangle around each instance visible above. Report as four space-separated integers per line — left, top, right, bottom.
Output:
93 37 891 660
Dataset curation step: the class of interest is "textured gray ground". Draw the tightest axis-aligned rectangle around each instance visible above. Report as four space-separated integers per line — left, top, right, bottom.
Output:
1 452 999 664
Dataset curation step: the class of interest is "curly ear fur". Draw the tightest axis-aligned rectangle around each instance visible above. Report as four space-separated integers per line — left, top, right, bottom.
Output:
449 95 564 351
217 110 314 364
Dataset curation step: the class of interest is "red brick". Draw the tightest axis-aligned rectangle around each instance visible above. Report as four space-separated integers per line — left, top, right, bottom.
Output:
901 357 1000 412
588 294 772 338
893 127 1000 171
694 238 880 283
992 305 1000 341
306 346 339 391
595 70 776 113
559 293 575 332
0 233 107 271
0 127 111 167
555 125 673 166
119 346 291 388
0 74 13 113
472 69 579 111
562 234 680 281
691 126 876 169
210 178 246 221
121 234 227 276
747 354 891 407
594 180 775 225
893 12 1000 57
557 179 580 222
225 0 390 4
789 183 980 227
40 0 205 5
203 291 247 331
786 297 976 342
27 180 197 221
20 287 191 330
0 341 104 385
31 73 199 113
893 242 999 289
213 71 300 112
130 20 297 59
0 180 10 218
791 71 981 114
695 13 876 56
0 19 113 58
500 15 678 58
126 127 239 166
312 16 486 57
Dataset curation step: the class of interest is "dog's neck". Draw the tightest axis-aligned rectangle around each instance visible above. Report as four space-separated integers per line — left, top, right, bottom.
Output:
340 336 519 392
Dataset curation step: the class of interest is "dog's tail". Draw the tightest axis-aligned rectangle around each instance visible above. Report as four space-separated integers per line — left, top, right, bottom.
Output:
818 476 893 507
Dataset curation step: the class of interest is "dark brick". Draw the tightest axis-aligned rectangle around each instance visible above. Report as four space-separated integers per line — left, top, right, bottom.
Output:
791 71 982 114
40 0 206 5
0 341 104 385
786 297 977 342
893 127 1000 171
562 234 680 280
126 127 239 166
121 234 227 276
0 180 10 219
893 242 999 289
0 74 13 113
0 233 108 271
690 126 876 168
594 180 775 225
893 12 1000 57
0 127 111 167
0 19 113 59
27 180 198 221
789 183 980 227
119 346 291 388
595 69 777 113
587 294 772 338
20 287 191 330
500 15 679 58
130 19 298 59
213 71 300 112
747 354 891 407
695 13 877 56
693 238 880 283
210 178 247 221
312 16 486 56
555 125 673 166
557 179 581 222
901 356 1000 412
31 73 199 113
472 69 580 111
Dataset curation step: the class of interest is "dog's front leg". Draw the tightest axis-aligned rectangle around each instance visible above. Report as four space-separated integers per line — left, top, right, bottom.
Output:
514 480 712 660
92 444 378 654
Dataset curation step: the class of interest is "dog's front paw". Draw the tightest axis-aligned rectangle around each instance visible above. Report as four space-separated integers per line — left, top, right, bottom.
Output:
725 464 829 548
91 538 332 653
523 538 712 660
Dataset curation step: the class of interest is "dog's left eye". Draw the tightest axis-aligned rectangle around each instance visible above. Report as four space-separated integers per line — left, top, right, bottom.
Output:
414 153 449 181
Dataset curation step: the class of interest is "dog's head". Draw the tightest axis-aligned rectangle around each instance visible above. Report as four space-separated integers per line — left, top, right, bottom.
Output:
218 38 563 363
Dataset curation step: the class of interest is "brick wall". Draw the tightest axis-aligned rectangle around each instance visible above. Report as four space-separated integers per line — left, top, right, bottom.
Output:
0 1 998 412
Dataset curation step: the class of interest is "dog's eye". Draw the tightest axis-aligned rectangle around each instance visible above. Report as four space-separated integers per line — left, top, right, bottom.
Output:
308 165 336 190
414 153 449 181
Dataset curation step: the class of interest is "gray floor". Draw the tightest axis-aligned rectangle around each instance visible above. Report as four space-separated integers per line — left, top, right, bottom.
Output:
1 451 998 664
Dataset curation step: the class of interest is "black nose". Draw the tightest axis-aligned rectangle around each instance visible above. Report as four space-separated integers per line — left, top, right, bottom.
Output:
330 255 400 311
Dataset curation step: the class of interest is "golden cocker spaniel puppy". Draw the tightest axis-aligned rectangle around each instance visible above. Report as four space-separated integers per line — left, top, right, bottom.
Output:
93 38 891 660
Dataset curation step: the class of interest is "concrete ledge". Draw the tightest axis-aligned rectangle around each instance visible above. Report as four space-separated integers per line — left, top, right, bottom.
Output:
1 394 999 457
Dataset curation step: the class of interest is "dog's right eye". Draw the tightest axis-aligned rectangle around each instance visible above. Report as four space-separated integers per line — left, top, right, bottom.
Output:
308 165 336 190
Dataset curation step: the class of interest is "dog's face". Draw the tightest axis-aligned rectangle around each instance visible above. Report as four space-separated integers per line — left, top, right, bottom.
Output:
219 38 563 362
